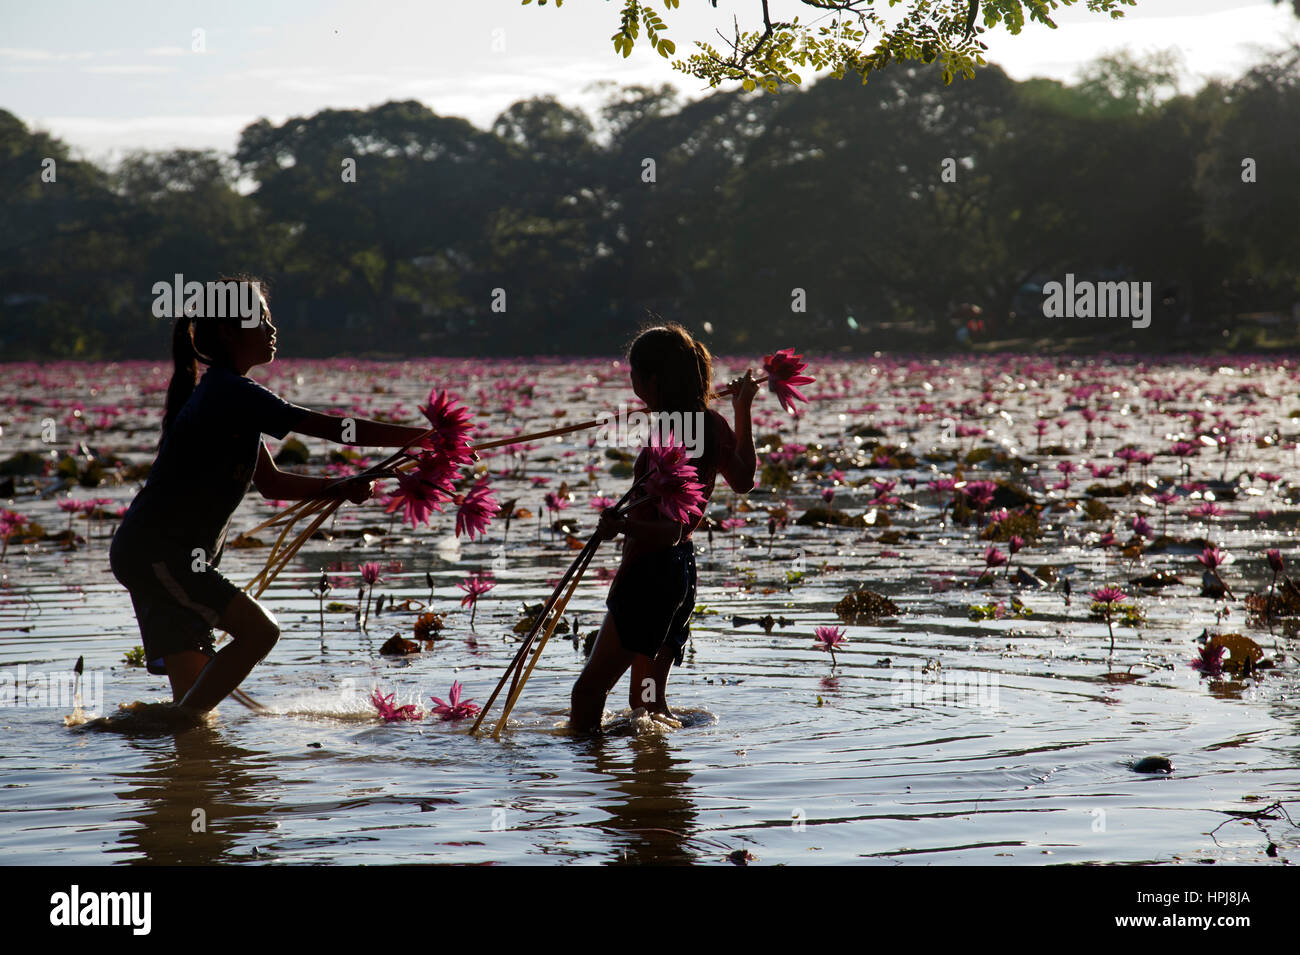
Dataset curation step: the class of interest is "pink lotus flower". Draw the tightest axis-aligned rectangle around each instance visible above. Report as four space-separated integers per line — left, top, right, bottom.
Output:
543 491 570 513
1090 585 1127 651
360 562 381 585
814 625 847 666
1266 548 1284 574
963 481 996 511
370 688 423 722
1089 586 1126 605
429 681 480 721
457 572 495 627
642 438 706 523
0 509 26 537
1190 642 1225 677
983 545 1007 569
590 496 618 510
385 453 457 528
1195 546 1226 570
418 389 476 467
455 478 498 541
761 347 815 414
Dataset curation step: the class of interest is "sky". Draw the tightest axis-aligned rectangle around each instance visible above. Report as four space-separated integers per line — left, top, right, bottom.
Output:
2 0 1297 165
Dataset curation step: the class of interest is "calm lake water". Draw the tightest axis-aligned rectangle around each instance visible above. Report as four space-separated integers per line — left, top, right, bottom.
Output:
1 355 1297 865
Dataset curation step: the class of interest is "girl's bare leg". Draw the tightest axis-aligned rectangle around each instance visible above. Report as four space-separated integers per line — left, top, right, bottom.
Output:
164 650 213 702
178 592 280 714
570 612 637 732
628 644 676 718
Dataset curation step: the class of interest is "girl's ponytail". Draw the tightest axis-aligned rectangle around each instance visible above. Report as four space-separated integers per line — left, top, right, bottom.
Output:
690 339 713 411
161 316 199 445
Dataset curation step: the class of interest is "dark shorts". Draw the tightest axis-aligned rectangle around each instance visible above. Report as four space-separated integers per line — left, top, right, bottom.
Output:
110 546 240 675
606 541 696 666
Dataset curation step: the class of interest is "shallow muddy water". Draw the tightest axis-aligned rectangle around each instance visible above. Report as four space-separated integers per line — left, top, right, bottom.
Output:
1 355 1298 864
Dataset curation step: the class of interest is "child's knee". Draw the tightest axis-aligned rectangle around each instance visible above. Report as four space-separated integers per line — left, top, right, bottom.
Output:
240 617 280 658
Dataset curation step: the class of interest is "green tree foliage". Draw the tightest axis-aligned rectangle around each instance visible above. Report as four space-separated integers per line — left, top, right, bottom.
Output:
2 45 1298 359
235 100 509 334
526 0 1137 89
1194 45 1300 287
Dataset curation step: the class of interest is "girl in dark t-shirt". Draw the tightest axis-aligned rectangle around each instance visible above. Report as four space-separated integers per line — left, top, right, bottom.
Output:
110 282 431 714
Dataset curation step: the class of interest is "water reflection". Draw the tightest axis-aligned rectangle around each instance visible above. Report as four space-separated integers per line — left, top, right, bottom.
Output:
578 730 700 865
109 727 279 865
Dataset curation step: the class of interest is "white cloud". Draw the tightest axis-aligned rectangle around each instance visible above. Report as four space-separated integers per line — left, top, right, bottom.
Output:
82 64 178 74
0 48 95 61
145 46 188 57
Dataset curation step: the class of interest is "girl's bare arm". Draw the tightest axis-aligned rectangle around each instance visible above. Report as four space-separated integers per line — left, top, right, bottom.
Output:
720 373 758 493
292 410 430 449
252 444 373 502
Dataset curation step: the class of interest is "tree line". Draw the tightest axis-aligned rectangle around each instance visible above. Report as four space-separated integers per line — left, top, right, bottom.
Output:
1 45 1297 359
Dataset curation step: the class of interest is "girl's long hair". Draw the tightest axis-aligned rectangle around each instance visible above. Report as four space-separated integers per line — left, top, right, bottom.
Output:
627 318 718 471
160 275 266 445
627 319 713 415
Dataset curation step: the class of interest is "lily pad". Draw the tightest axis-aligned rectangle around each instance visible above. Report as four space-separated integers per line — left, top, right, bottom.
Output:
379 634 420 656
834 589 899 623
1205 633 1264 676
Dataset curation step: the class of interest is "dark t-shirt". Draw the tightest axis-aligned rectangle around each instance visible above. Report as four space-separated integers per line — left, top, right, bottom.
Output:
113 366 308 565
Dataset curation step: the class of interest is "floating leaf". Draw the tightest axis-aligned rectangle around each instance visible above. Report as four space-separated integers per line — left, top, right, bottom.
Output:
379 633 421 656
834 589 899 623
1205 633 1264 676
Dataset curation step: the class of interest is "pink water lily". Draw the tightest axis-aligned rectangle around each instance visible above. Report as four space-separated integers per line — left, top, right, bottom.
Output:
761 347 815 414
455 478 498 541
814 625 848 667
1196 546 1226 570
1089 586 1127 653
1190 642 1225 677
458 572 496 628
418 389 476 467
642 438 706 524
385 452 457 528
1089 586 1126 605
370 688 423 722
430 681 480 721
983 545 1007 570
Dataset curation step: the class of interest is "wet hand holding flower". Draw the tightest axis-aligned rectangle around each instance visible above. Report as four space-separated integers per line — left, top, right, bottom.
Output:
730 370 759 412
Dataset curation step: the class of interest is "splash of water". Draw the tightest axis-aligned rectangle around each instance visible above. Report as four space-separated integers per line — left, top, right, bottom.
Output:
70 700 214 734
